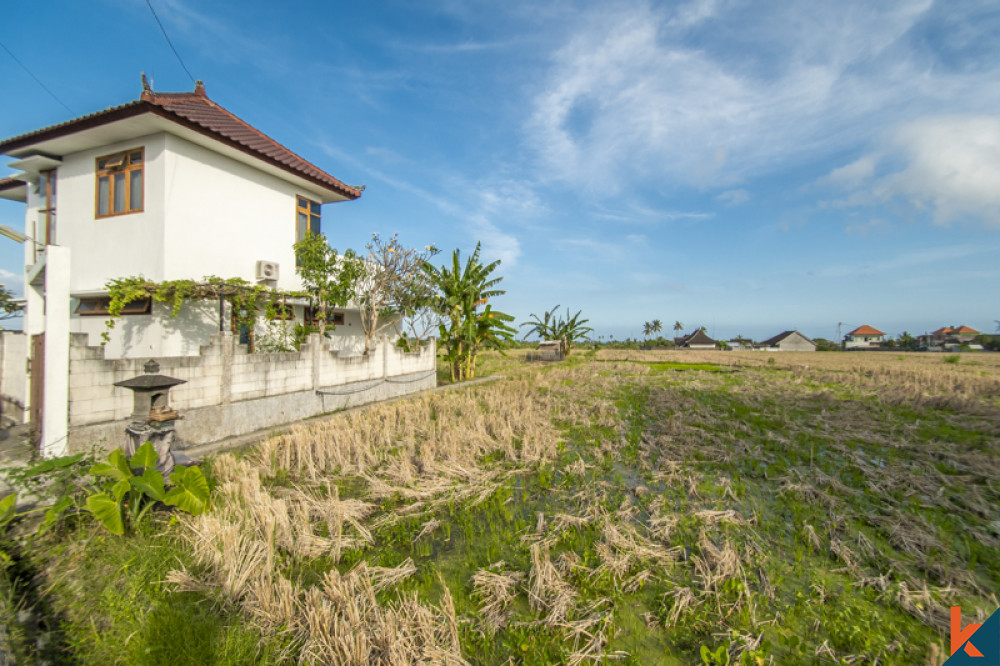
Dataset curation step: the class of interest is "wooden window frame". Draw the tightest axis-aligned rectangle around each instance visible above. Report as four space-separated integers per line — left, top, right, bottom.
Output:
305 307 344 327
38 168 56 246
76 297 152 316
295 195 321 265
95 148 144 218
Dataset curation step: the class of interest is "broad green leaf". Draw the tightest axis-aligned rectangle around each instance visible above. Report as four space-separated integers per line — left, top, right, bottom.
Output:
0 494 16 528
130 441 158 470
164 466 209 515
130 467 165 502
24 452 85 477
109 448 132 478
90 449 131 482
89 461 127 481
112 479 131 503
86 493 124 535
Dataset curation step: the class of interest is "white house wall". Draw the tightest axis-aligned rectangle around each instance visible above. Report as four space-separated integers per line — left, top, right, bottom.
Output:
46 134 168 292
70 299 220 359
162 133 331 291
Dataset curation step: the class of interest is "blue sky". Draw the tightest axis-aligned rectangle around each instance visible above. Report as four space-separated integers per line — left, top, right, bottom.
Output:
2 0 999 342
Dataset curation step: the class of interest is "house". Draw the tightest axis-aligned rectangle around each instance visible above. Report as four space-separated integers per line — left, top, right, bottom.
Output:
0 79 365 359
842 325 885 350
919 325 982 350
675 328 716 350
0 80 436 457
756 330 816 352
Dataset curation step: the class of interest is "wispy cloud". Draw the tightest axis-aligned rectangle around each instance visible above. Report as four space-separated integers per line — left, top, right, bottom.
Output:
811 243 999 279
717 189 749 206
525 1 1000 194
316 141 524 266
824 116 1000 229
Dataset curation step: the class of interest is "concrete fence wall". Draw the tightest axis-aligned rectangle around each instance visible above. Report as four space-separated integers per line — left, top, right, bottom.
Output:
66 332 436 453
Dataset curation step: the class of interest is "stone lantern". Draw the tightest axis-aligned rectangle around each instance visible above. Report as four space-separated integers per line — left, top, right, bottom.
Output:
114 360 185 479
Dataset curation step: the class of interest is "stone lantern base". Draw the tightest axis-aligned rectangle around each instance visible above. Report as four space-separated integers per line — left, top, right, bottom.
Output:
123 421 176 480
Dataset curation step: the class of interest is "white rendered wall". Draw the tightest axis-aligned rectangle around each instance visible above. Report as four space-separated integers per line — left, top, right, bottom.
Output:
0 332 27 424
41 246 71 457
161 133 332 291
70 299 221 359
48 134 167 292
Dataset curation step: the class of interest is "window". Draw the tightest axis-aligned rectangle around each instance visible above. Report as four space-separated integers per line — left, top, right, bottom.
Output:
76 297 152 316
96 148 143 217
231 311 254 351
305 307 344 327
296 196 321 243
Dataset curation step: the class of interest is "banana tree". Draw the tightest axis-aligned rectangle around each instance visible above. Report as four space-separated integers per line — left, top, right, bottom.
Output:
425 243 512 381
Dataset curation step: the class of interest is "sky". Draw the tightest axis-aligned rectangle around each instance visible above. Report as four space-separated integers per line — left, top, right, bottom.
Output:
1 0 999 342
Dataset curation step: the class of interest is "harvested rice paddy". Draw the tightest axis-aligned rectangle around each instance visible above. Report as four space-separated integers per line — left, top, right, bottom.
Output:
16 351 1000 664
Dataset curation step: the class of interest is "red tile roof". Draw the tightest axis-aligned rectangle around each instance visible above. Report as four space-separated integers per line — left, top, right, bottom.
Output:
0 82 361 201
931 326 954 335
847 325 884 336
953 325 979 334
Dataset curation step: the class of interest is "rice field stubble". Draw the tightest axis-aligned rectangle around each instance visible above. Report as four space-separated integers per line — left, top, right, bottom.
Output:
27 351 1000 664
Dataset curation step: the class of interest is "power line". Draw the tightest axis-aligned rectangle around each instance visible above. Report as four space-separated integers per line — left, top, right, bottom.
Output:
0 39 74 114
145 0 196 84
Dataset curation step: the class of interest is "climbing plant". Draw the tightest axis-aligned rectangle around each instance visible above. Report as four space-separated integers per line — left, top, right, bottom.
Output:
102 275 306 345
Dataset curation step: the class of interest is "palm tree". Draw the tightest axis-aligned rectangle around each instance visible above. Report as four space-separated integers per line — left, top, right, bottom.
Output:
651 319 663 336
642 321 653 338
673 320 684 335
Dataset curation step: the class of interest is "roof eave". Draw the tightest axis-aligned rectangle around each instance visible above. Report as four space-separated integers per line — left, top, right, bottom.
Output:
0 102 362 202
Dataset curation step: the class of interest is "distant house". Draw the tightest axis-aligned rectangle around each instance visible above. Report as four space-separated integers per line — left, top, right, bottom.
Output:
757 330 816 352
920 325 981 350
843 325 885 350
675 328 716 350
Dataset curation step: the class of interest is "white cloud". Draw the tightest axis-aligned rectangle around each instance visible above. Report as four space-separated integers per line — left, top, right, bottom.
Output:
717 189 749 206
0 268 21 289
824 115 1000 229
821 156 877 190
526 1 1000 194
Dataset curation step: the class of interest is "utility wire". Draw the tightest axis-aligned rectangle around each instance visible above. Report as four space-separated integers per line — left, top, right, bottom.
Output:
145 0 196 84
0 39 74 114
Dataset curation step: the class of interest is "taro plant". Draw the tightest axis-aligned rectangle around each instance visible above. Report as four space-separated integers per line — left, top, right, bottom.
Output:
86 442 209 535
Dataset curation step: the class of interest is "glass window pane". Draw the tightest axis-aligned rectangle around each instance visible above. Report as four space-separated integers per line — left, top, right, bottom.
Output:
98 177 109 216
309 213 320 236
130 169 143 210
130 151 143 163
298 198 307 209
310 201 321 215
113 173 126 212
297 212 308 241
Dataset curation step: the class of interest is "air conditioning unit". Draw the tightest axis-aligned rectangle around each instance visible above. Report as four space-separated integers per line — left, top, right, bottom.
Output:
255 260 279 281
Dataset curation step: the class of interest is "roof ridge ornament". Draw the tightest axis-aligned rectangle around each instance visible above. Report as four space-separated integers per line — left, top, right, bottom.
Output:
141 72 154 102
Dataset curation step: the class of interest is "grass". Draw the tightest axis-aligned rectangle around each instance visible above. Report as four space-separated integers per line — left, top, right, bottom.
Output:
3 350 998 664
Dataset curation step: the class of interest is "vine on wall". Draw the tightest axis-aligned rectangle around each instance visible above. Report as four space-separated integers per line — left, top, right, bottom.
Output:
102 275 307 344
